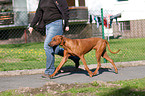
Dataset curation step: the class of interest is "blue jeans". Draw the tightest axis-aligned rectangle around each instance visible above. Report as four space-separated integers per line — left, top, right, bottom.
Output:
44 19 64 75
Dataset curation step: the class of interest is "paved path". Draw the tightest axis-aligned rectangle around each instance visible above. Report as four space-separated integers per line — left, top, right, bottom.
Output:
0 66 145 92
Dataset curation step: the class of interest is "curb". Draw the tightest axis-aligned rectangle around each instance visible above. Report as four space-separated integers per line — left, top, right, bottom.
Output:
0 69 45 77
0 60 145 77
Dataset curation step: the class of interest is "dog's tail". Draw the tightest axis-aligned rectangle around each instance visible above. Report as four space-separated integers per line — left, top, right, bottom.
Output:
105 40 120 54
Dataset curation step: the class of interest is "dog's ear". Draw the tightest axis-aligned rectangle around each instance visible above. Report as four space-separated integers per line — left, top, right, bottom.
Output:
60 36 65 45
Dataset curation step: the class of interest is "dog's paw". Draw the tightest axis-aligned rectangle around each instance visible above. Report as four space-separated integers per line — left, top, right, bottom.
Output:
92 72 97 76
89 72 93 77
49 74 54 78
115 70 118 74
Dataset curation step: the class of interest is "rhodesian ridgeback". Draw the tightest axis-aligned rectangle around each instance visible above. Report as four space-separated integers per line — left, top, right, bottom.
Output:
48 35 120 78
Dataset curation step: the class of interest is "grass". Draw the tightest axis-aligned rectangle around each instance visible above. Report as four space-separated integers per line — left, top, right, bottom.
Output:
0 78 145 96
0 38 145 71
0 43 46 71
96 77 145 96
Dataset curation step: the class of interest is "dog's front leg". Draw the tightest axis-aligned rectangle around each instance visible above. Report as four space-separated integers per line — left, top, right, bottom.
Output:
80 55 93 77
49 51 69 78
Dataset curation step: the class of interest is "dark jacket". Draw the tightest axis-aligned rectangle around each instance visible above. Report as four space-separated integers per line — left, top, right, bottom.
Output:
30 0 69 31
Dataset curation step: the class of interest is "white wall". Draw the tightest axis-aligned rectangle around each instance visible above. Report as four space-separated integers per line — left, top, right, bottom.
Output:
86 0 145 20
25 0 145 21
27 0 39 12
85 0 118 10
12 0 28 25
12 0 27 11
114 0 145 21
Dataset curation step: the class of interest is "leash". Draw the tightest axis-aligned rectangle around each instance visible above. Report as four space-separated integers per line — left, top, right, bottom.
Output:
24 25 31 43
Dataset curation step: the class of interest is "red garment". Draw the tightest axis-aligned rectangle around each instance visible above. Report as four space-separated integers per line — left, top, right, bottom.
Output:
103 18 110 28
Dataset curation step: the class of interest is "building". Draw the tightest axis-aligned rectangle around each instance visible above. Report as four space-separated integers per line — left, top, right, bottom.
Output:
0 0 89 41
85 0 145 38
1 0 144 40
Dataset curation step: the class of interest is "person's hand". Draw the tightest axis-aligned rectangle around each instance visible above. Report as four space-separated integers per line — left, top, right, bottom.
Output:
28 27 33 34
65 26 69 31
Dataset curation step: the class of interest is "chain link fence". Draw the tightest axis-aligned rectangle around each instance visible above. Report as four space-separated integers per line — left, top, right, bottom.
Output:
0 9 145 71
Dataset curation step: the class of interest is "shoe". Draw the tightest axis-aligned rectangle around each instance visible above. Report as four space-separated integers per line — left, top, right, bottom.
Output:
41 73 49 78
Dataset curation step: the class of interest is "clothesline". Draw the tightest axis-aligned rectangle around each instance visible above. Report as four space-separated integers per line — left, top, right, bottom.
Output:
90 13 121 28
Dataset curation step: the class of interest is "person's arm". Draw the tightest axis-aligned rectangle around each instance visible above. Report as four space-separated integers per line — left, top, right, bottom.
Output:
65 26 69 31
28 1 43 33
28 27 34 34
60 0 69 31
30 8 43 27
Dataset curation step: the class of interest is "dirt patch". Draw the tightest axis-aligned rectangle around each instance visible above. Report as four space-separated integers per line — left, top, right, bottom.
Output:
15 81 120 96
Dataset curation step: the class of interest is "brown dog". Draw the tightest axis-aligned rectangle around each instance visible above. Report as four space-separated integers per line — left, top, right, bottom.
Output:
48 35 120 78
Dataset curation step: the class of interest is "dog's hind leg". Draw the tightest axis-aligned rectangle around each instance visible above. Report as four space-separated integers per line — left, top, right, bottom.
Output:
92 50 102 76
80 55 93 77
103 51 118 74
92 42 106 76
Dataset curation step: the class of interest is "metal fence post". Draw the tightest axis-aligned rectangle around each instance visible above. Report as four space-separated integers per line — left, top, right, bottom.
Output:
101 8 107 63
101 8 105 39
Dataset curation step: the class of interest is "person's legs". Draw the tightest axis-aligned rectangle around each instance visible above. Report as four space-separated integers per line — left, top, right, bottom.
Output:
43 19 80 78
44 20 63 75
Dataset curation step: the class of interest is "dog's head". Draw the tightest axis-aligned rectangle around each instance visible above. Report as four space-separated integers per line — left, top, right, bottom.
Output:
48 35 65 47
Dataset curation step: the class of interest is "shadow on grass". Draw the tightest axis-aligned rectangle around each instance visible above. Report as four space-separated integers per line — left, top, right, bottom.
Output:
102 86 145 96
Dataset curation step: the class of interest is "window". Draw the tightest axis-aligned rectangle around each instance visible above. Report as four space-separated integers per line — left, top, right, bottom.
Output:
0 0 12 12
79 0 85 6
0 0 13 25
119 21 130 32
66 0 88 23
66 0 75 6
66 0 85 7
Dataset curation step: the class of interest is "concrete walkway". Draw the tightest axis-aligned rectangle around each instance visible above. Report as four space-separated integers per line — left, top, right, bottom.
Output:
0 61 145 92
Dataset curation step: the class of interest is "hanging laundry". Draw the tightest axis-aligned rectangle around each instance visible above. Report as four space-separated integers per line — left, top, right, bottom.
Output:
94 16 100 28
104 18 110 28
93 13 121 28
110 13 121 28
90 15 93 24
94 16 103 28
94 16 110 28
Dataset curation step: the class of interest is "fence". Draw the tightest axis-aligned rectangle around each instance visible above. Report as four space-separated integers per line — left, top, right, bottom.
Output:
0 9 145 71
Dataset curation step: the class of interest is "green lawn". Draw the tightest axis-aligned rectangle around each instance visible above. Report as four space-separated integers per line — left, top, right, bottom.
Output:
0 38 145 71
